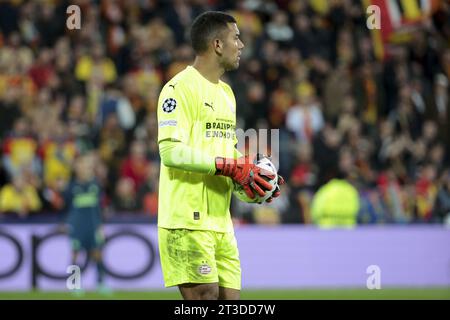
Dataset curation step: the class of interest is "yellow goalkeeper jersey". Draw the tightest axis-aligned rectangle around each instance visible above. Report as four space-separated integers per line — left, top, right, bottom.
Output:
157 66 239 232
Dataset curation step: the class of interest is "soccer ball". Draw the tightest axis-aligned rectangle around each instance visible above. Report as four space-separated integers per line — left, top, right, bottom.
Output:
233 156 278 204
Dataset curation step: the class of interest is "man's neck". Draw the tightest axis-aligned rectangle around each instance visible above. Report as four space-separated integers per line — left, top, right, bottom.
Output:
192 56 224 84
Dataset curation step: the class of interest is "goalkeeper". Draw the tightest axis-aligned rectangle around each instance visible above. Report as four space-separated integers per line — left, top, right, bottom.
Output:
157 11 284 300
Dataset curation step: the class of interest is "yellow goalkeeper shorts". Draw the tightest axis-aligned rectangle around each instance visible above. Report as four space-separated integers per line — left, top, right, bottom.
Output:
158 228 241 290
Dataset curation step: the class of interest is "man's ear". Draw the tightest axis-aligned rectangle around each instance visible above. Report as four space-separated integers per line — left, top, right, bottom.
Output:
213 38 223 56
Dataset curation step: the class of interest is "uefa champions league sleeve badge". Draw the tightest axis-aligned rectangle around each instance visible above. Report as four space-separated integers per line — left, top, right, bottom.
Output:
162 98 177 113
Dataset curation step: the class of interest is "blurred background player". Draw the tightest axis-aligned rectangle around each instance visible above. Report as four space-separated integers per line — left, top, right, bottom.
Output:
64 152 108 294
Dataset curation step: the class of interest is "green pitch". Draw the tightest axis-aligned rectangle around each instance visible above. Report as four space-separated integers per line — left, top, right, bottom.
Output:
0 288 449 300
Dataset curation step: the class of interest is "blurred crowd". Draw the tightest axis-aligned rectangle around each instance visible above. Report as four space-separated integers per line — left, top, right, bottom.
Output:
0 0 449 225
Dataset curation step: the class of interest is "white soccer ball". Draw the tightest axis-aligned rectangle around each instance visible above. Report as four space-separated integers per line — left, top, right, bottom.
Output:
233 156 278 204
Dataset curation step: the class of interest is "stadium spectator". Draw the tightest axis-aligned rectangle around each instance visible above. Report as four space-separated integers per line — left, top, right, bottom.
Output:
286 82 324 143
28 48 55 90
39 122 77 189
133 114 160 161
93 83 136 132
120 139 149 192
113 177 139 212
75 43 117 86
0 172 41 218
137 160 159 218
433 171 450 224
0 86 22 139
287 142 317 223
265 10 293 44
97 112 126 176
414 163 439 222
313 123 342 186
376 166 414 223
2 117 40 179
358 188 388 224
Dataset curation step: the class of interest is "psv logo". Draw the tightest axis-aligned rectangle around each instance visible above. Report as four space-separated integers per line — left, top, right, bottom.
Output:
198 263 212 275
162 98 177 113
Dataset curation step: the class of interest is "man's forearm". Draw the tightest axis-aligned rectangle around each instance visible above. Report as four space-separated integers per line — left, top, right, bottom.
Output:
159 140 217 175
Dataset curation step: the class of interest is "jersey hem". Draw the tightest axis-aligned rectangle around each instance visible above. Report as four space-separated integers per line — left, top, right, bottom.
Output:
157 224 234 234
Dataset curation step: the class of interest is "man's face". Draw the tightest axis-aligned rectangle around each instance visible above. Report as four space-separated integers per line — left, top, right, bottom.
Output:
76 154 95 181
218 23 244 71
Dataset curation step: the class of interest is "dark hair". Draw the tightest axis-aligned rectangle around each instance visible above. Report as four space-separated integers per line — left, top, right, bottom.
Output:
190 11 236 54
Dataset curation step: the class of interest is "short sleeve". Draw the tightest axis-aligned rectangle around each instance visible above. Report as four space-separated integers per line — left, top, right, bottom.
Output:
157 83 194 144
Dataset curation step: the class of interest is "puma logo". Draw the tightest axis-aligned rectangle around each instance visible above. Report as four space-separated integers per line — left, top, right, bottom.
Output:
204 102 214 111
169 83 177 89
